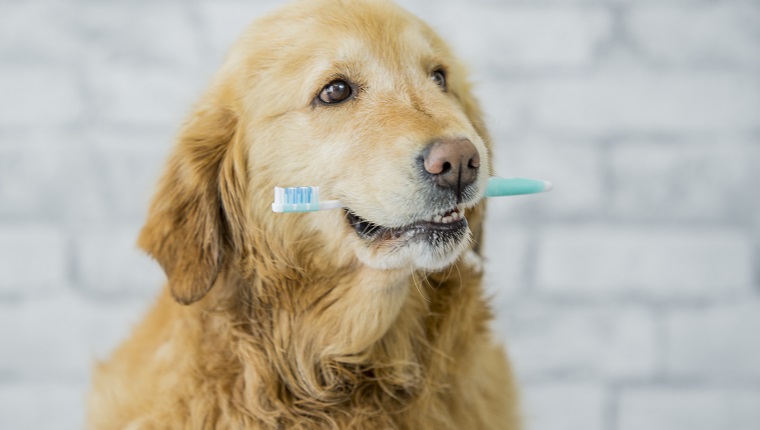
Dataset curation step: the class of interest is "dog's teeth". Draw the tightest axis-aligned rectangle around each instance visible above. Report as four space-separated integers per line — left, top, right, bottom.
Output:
422 209 464 224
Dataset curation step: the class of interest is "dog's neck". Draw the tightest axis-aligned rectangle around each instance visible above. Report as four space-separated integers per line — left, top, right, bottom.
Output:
192 256 487 426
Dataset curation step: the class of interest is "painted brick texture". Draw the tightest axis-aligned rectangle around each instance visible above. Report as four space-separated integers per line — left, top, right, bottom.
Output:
1 0 758 429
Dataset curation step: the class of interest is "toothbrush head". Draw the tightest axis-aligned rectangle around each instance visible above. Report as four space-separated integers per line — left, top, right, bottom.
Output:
272 186 322 213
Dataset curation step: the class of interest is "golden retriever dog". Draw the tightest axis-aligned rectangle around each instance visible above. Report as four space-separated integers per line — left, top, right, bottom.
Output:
88 0 520 428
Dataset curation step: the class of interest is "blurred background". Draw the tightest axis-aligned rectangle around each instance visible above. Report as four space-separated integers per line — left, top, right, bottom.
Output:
1 0 758 428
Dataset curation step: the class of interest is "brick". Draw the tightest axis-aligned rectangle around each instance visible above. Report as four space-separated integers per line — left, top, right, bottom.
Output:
500 304 656 379
531 70 760 135
73 2 203 68
87 132 169 221
0 296 149 378
0 381 87 430
0 66 84 126
0 144 66 219
0 132 107 222
619 387 760 430
521 383 606 430
16 128 174 225
86 61 203 126
489 139 603 219
0 226 66 297
535 226 754 298
0 2 78 62
611 142 755 221
76 225 166 298
423 5 612 73
628 3 760 68
88 124 176 152
472 81 535 136
665 302 760 381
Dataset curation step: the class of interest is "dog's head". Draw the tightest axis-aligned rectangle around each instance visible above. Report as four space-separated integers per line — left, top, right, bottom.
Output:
139 0 491 305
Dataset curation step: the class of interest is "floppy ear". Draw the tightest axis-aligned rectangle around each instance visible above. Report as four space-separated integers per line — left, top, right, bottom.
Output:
138 102 243 305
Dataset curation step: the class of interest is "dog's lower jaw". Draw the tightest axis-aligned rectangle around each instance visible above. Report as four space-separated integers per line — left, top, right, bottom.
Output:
350 225 474 272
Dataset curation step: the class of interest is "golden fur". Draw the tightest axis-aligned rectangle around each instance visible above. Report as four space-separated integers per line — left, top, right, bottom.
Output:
88 0 521 428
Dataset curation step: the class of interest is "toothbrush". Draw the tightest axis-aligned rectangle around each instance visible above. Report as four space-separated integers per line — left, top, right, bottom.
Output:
272 177 552 213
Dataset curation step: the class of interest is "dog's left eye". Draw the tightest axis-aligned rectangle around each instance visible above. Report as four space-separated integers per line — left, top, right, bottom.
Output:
318 80 353 104
431 69 446 91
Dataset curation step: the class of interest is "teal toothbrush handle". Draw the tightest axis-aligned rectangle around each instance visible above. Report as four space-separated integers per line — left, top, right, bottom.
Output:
485 177 553 197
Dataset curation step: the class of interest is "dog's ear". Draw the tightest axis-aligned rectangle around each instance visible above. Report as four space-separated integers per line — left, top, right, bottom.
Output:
138 101 244 305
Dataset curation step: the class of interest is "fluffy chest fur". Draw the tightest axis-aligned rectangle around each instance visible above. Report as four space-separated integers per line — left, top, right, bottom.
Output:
89 265 518 429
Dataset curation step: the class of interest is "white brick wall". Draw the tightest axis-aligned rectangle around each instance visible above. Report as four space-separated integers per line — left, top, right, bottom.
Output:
535 226 754 299
72 2 205 68
1 0 758 429
0 226 67 297
530 70 760 135
490 138 604 218
0 66 84 127
619 387 760 430
75 225 165 298
610 141 756 221
0 297 146 379
627 3 760 68
0 2 80 62
0 382 87 430
521 383 606 430
423 5 614 73
666 303 760 381
86 63 203 126
499 304 657 380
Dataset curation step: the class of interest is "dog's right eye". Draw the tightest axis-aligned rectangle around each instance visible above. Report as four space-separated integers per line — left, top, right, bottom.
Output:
318 80 352 104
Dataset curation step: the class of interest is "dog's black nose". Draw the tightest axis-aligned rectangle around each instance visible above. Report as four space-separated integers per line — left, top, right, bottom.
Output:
421 138 480 195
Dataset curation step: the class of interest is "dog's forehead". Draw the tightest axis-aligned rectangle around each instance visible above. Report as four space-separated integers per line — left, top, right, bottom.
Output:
313 27 438 75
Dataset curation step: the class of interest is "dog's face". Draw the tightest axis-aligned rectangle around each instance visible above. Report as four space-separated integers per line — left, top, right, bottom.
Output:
140 0 492 304
234 0 491 271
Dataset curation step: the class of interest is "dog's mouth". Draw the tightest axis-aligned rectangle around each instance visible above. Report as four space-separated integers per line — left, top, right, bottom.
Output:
345 206 468 243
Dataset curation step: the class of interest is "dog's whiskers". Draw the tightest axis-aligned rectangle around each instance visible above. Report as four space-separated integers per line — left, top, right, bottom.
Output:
410 267 431 303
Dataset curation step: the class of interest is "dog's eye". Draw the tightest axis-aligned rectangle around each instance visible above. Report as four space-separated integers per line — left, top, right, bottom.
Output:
431 69 446 91
318 80 352 104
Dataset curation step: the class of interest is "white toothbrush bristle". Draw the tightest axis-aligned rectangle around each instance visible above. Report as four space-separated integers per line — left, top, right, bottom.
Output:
278 186 321 205
272 185 342 213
